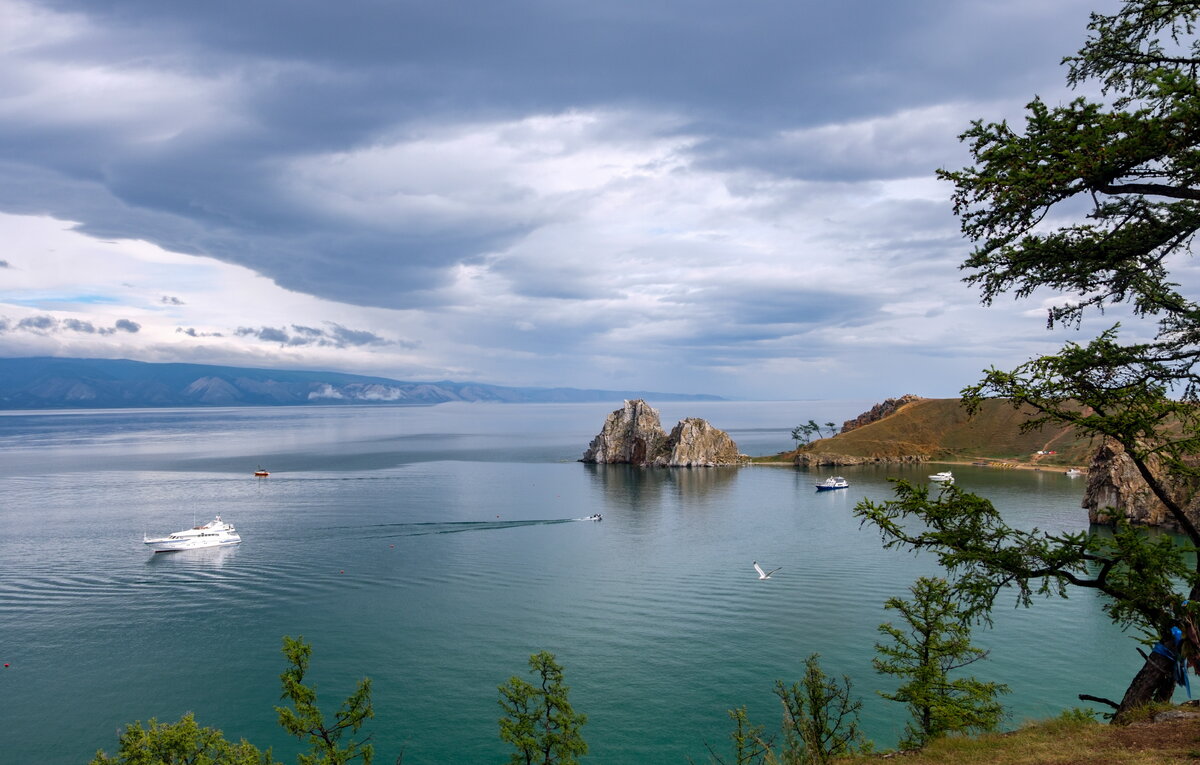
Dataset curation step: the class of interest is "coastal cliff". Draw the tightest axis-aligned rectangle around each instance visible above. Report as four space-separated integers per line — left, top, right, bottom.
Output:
581 400 743 466
1082 440 1200 530
840 394 922 434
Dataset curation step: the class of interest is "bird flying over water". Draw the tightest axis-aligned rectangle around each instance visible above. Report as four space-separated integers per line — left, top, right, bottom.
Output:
753 561 781 580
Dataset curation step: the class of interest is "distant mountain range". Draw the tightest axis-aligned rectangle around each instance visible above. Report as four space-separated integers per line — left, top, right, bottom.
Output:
0 357 723 409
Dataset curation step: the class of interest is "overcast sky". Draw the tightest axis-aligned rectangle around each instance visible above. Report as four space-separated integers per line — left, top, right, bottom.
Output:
0 0 1139 399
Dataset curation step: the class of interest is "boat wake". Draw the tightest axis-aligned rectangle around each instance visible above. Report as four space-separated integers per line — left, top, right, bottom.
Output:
351 518 590 538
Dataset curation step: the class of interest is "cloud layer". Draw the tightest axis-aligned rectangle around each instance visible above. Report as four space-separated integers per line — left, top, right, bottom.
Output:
0 0 1123 398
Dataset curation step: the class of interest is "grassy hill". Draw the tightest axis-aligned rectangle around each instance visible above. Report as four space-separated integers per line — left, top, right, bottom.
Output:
776 397 1100 467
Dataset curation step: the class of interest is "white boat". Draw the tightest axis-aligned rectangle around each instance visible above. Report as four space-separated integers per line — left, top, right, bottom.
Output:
1066 468 1084 477
814 476 849 491
929 471 954 483
144 515 241 553
584 514 603 521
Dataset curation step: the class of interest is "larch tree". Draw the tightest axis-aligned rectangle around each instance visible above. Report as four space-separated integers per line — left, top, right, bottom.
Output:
861 0 1200 721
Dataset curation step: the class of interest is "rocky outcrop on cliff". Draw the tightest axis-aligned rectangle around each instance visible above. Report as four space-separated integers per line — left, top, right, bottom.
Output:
840 394 923 434
1083 440 1200 530
580 400 743 466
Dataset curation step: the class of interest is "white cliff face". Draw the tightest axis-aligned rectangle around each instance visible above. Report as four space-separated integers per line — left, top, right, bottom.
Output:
580 400 743 466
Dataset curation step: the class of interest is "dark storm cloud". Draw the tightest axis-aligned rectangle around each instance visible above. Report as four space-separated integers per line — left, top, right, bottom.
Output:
1 0 1107 314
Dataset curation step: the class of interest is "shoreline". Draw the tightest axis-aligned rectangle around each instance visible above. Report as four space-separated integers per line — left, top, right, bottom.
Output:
747 453 1088 474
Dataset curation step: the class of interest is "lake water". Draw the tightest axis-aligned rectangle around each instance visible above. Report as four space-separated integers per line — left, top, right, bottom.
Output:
0 401 1142 764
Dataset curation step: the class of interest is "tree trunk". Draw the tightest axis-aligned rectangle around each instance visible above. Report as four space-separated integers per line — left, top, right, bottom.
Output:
1112 650 1177 722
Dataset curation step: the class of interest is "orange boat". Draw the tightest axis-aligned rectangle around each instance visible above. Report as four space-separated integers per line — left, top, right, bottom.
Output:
254 467 269 477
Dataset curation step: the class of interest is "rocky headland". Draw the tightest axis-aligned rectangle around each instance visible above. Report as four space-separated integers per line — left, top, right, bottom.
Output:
580 399 744 467
1082 440 1200 531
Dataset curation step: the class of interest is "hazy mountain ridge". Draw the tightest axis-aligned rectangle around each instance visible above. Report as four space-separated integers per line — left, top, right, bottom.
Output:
0 358 723 409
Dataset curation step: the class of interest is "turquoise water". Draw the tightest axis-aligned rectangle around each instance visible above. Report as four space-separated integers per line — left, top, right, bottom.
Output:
0 402 1141 763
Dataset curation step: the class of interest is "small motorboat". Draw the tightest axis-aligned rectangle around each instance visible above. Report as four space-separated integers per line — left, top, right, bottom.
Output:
254 466 269 477
1066 468 1084 477
814 476 849 491
144 515 242 553
929 471 954 483
584 514 603 521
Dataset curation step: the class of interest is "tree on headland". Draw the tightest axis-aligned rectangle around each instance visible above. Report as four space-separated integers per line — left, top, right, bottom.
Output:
858 0 1200 721
790 425 808 445
498 651 588 765
874 577 1008 749
791 420 838 446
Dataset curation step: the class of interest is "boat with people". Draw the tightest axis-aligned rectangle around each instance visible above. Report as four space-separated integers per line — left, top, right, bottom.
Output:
144 515 242 553
814 476 849 491
1066 468 1084 477
584 514 603 521
929 471 954 483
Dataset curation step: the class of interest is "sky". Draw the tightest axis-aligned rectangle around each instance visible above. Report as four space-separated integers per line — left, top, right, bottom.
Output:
0 0 1142 400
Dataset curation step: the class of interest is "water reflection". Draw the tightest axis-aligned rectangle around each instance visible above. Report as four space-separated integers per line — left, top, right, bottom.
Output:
144 544 239 569
584 464 739 505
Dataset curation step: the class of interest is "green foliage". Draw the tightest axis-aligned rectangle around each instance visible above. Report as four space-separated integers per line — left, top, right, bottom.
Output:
89 713 276 765
854 481 1198 638
498 651 588 765
933 0 1200 717
774 654 870 765
874 577 1009 749
704 658 869 765
276 636 375 765
1053 707 1101 726
700 706 773 765
792 420 838 445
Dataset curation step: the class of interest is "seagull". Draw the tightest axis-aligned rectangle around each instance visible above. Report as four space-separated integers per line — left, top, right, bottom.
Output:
753 561 781 580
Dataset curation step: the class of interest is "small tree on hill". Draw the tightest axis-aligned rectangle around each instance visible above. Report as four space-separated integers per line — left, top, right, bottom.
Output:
874 577 1008 749
498 651 588 765
775 654 869 765
706 656 869 765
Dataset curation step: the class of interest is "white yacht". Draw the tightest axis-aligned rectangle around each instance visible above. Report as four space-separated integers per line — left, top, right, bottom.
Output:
814 476 850 491
144 515 241 553
929 471 954 483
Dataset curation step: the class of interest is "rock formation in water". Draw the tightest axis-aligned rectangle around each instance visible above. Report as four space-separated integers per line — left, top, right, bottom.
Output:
580 400 743 466
840 394 923 434
1082 440 1200 530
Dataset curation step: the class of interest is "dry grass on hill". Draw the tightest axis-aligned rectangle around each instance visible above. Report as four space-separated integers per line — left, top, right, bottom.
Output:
838 710 1200 765
780 398 1100 467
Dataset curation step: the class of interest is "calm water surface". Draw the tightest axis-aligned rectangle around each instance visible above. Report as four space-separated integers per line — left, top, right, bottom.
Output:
0 402 1141 763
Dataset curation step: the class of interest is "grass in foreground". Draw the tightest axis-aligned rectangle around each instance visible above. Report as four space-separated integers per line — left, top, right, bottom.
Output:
836 710 1200 765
